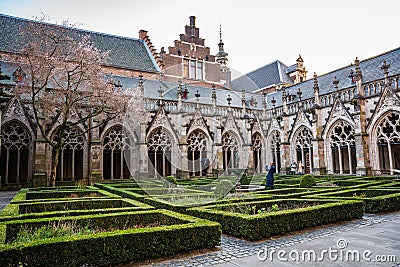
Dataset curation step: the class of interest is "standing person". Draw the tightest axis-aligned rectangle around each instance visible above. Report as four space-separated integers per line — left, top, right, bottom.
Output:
290 161 298 175
265 162 276 189
298 161 304 174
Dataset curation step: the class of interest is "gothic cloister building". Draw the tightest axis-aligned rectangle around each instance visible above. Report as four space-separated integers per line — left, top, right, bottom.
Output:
0 14 399 189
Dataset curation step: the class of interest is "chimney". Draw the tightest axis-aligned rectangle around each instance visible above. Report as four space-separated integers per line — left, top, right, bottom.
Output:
189 16 196 27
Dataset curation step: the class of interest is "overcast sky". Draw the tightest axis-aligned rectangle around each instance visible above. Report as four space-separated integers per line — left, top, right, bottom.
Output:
1 0 399 79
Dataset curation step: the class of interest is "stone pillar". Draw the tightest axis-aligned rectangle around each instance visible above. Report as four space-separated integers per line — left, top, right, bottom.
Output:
353 58 371 176
178 113 189 179
33 117 47 187
213 116 223 176
280 90 291 174
241 90 246 117
177 80 183 111
311 73 326 175
138 122 149 179
89 118 102 184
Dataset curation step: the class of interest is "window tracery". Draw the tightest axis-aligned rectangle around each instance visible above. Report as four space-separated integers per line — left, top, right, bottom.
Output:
0 121 31 184
222 132 239 169
328 120 356 174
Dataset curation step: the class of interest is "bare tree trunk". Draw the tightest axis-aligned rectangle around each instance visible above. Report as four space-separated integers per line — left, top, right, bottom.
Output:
50 146 61 187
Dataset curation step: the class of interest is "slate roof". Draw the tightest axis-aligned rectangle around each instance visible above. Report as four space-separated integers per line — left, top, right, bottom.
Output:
0 58 263 110
103 74 264 110
231 60 294 92
0 14 159 73
265 47 400 107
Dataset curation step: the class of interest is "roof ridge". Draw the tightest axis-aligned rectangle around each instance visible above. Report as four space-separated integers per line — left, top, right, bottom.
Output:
292 47 400 86
359 46 400 63
0 13 142 43
243 60 280 76
276 61 284 82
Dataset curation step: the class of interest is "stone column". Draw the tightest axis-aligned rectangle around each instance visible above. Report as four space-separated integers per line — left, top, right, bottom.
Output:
311 73 326 175
280 90 291 174
178 113 189 179
353 58 371 176
33 116 48 187
138 122 149 179
89 117 102 184
213 115 223 176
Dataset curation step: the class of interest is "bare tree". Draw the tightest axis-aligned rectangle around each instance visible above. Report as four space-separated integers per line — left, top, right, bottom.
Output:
15 16 131 186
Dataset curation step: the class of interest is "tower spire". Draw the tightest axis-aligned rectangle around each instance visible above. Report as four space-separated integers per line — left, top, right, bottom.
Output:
216 24 228 66
215 24 231 88
219 24 222 43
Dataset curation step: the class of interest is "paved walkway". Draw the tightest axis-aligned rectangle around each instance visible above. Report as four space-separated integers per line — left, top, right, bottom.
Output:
0 191 17 211
153 212 400 267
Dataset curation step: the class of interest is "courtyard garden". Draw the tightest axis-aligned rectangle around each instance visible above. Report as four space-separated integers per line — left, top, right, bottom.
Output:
0 173 399 266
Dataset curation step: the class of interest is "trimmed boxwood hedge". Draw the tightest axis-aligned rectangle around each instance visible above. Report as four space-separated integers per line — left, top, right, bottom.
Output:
11 187 121 204
0 210 221 267
187 199 364 241
18 199 141 214
25 190 107 200
4 210 186 243
309 188 400 213
0 199 153 223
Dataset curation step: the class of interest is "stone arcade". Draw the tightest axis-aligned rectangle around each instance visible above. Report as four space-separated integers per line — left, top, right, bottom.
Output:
1 14 399 188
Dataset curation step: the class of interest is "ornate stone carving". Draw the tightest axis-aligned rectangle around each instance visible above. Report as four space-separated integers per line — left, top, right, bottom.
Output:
222 132 238 151
329 120 355 148
153 108 167 126
252 119 261 133
376 111 400 144
1 121 30 149
293 109 311 129
147 128 172 151
2 98 27 123
61 128 84 150
251 133 262 151
103 126 132 151
187 130 207 152
294 126 313 149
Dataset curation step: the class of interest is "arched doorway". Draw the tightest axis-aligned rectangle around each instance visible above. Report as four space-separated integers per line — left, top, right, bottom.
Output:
293 126 313 173
376 111 400 174
147 128 172 178
0 121 31 184
328 120 356 174
55 128 84 181
102 126 132 180
222 132 239 170
187 130 208 176
269 130 281 173
252 133 262 173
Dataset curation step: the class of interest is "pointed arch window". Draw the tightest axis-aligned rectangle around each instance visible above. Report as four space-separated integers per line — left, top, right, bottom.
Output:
187 130 208 176
376 111 400 174
55 128 84 181
1 121 31 184
102 126 132 180
222 132 239 170
294 127 313 173
329 120 356 174
147 128 172 178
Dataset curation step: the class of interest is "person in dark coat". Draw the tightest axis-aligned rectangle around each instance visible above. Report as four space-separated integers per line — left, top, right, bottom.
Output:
265 162 276 189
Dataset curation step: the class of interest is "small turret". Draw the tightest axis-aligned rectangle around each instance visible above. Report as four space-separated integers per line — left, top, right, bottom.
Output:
216 25 228 67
